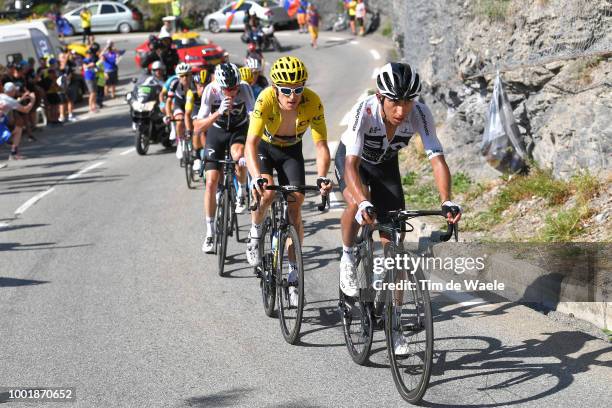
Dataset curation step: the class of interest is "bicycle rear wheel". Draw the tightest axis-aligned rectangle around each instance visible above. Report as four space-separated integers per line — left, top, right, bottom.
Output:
217 187 230 276
259 217 276 317
277 225 304 344
384 244 433 404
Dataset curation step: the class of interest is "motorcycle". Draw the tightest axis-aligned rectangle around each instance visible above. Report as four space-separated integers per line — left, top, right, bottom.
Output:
125 80 171 155
241 24 281 52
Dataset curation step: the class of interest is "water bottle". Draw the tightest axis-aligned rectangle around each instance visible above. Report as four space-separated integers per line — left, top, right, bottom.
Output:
272 232 278 251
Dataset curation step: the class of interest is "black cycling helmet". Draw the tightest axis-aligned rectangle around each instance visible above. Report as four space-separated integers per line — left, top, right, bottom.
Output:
215 63 240 88
376 62 421 101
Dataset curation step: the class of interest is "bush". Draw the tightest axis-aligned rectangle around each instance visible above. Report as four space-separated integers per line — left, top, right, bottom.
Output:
144 4 166 32
33 2 55 16
474 0 511 21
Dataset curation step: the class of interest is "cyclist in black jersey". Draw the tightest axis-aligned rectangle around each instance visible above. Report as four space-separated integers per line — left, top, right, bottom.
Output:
165 63 197 159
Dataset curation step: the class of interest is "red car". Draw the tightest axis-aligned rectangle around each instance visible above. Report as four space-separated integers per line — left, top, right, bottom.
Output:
135 32 226 72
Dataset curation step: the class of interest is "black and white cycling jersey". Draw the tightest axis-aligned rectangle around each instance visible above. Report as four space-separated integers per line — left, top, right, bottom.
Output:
341 94 444 164
196 81 254 130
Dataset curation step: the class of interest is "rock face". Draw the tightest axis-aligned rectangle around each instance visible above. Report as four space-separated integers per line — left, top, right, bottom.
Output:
389 0 611 180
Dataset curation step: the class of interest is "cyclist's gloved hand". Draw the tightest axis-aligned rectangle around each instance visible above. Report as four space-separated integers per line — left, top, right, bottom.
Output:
185 129 193 138
442 200 462 224
163 115 171 125
355 200 375 225
218 98 232 115
316 177 332 195
238 157 247 167
250 175 268 196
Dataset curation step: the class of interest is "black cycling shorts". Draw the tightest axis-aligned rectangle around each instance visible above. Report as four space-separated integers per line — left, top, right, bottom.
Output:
334 142 404 218
258 140 305 186
204 123 247 171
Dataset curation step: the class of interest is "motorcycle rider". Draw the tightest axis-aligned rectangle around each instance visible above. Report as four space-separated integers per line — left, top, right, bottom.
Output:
140 33 179 78
141 61 166 87
243 9 262 50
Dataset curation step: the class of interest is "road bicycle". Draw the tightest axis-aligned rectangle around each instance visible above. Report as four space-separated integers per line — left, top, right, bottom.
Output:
252 183 328 344
179 130 197 189
338 207 458 403
204 152 245 277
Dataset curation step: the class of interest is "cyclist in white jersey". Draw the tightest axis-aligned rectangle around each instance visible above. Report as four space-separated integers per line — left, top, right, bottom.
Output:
335 62 462 299
195 63 255 253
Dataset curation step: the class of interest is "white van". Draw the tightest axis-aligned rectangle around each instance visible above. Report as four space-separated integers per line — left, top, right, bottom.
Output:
0 19 63 65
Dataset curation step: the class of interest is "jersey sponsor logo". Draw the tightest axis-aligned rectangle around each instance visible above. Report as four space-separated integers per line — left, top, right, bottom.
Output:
313 114 323 121
352 101 364 131
252 109 262 119
366 106 372 116
369 126 381 133
415 105 430 137
207 148 216 157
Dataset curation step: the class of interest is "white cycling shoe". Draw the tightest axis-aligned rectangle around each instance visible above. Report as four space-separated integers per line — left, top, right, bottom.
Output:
340 260 359 297
235 196 247 214
202 236 214 254
393 330 410 356
288 267 299 307
246 235 260 266
193 159 202 172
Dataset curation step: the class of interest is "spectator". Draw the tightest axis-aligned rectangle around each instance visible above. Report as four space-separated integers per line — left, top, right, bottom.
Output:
296 1 308 34
3 63 36 139
95 59 106 108
82 49 98 113
101 40 120 99
307 3 320 49
345 0 357 35
80 6 94 45
355 0 366 36
58 48 77 122
159 17 174 38
0 82 36 160
44 60 62 125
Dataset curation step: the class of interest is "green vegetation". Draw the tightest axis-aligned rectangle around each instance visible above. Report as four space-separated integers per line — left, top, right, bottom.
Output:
402 171 474 210
568 56 604 84
144 4 166 32
32 3 55 16
474 0 511 21
381 21 393 38
463 168 602 241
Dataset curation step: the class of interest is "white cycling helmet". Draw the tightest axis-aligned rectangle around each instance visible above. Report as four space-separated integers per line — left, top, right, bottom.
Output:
214 63 240 88
376 62 421 100
245 56 262 72
175 62 192 76
151 60 165 71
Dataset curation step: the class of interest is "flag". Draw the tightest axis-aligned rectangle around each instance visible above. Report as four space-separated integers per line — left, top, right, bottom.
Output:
283 0 300 18
225 0 245 30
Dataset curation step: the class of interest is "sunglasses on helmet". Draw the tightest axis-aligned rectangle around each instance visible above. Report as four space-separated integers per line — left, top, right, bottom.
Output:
275 85 305 97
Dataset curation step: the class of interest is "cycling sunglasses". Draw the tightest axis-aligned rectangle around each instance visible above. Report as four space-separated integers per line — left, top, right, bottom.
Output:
275 85 305 97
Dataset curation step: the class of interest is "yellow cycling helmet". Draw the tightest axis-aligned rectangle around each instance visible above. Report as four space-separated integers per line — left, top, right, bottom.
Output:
239 66 254 84
269 56 308 85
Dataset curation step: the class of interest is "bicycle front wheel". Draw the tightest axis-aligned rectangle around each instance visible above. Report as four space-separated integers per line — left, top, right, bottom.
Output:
277 225 304 344
259 217 276 317
184 141 194 189
384 244 433 404
217 187 230 276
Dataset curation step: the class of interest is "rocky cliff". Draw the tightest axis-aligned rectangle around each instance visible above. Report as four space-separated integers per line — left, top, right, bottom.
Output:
388 0 611 180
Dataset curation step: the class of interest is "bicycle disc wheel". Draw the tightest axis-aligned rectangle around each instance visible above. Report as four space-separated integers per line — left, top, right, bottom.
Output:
260 218 276 317
384 244 433 404
217 188 230 276
277 225 304 344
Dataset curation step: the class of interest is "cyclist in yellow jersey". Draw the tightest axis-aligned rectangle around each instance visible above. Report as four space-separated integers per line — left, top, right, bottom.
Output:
244 56 333 267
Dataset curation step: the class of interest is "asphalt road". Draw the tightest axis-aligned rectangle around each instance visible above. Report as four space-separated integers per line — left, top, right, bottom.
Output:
1 30 611 408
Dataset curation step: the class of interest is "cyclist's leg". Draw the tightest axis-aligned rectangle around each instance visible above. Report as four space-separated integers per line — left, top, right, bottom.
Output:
276 142 306 246
174 108 185 139
229 124 248 200
203 126 229 241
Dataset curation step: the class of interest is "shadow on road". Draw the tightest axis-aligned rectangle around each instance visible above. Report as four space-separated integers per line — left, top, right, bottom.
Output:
0 242 92 252
420 329 612 407
0 276 49 287
184 387 254 407
0 223 48 233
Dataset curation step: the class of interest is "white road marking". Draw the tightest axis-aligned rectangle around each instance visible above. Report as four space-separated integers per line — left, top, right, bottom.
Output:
369 49 381 60
66 162 105 180
350 40 359 45
0 221 11 228
120 147 136 156
15 188 55 216
330 36 344 41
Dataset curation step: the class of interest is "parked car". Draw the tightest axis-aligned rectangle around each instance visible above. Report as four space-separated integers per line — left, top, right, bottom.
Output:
135 32 226 73
63 1 142 34
203 0 292 33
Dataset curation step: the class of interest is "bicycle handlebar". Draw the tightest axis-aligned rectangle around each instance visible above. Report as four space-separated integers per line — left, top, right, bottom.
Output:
249 184 329 212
